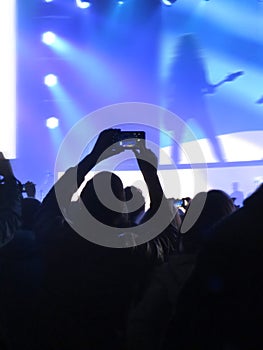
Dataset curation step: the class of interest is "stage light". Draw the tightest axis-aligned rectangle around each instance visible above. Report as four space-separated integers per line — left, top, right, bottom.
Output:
44 74 58 87
0 0 16 158
46 116 59 129
44 0 54 2
75 0 91 9
162 0 176 6
118 1 124 5
42 31 56 45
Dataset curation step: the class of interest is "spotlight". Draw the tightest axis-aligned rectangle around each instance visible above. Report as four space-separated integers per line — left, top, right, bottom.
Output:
42 31 56 45
44 74 58 87
75 0 91 9
44 0 54 2
46 116 59 129
117 1 124 4
162 0 176 5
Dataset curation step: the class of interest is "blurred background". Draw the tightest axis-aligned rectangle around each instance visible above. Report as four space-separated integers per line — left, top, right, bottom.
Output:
1 0 262 200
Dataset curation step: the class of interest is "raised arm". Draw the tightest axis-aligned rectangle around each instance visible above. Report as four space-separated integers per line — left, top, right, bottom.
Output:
35 129 124 235
132 146 179 262
132 146 167 221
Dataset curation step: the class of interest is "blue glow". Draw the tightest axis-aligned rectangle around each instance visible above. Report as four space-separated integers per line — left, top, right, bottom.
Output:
42 31 56 45
46 83 83 130
44 74 58 87
162 0 175 6
197 1 263 43
47 38 124 99
16 0 263 190
75 0 91 9
46 116 59 129
45 36 71 54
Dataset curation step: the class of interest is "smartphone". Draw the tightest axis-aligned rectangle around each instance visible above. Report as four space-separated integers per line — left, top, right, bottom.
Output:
114 131 145 149
174 199 183 207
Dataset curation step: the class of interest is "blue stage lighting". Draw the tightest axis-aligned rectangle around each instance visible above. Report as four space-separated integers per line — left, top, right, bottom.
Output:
46 116 59 129
42 31 56 45
44 74 58 87
162 0 176 6
75 0 91 9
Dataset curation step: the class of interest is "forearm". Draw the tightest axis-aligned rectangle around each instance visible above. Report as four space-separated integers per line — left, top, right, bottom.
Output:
76 153 98 186
144 171 163 205
135 149 170 224
35 154 97 235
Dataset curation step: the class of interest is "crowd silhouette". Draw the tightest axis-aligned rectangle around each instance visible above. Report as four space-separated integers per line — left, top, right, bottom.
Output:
0 128 262 350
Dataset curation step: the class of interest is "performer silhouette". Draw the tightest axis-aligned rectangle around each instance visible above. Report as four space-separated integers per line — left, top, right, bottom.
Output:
166 33 225 163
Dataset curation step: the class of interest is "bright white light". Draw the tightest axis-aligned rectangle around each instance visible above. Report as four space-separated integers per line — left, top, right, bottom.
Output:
118 1 124 5
254 176 263 184
162 0 173 6
44 0 54 2
75 0 91 9
0 0 16 158
46 117 59 129
44 74 58 87
42 31 56 45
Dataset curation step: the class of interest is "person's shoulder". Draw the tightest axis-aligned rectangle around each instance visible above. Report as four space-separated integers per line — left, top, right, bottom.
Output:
22 197 41 204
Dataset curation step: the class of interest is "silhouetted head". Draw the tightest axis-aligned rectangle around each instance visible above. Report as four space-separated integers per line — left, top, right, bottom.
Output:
181 189 236 253
199 189 236 227
23 181 36 197
80 171 128 227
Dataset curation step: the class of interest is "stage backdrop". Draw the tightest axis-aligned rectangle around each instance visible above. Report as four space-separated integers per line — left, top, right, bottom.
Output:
11 0 263 199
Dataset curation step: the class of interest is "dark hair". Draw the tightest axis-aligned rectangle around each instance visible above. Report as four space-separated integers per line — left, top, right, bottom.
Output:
80 171 126 227
181 189 236 253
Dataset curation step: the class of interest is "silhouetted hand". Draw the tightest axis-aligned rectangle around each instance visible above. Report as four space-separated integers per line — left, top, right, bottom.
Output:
77 129 125 183
182 197 191 210
91 129 125 162
0 152 14 178
132 146 158 174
